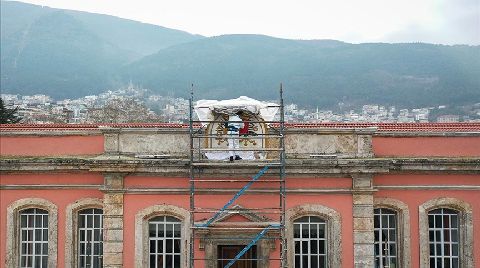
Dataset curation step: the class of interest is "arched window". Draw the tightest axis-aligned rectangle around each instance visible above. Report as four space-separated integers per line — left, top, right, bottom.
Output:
6 198 58 267
19 208 49 267
293 216 327 268
78 208 103 268
65 198 103 268
135 205 190 268
374 197 411 268
419 197 474 268
374 208 397 268
148 216 182 268
286 204 342 268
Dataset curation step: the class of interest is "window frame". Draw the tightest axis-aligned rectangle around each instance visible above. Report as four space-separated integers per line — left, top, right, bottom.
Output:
286 204 342 268
374 197 411 268
77 208 104 268
148 215 182 268
419 197 474 268
6 198 58 268
427 208 460 268
19 208 50 267
135 204 190 268
293 215 328 268
65 198 103 268
374 208 398 268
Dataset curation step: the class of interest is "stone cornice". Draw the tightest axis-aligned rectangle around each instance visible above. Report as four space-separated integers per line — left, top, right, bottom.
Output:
1 156 479 175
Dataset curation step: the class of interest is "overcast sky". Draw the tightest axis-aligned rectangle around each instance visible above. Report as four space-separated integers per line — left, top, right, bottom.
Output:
15 0 480 45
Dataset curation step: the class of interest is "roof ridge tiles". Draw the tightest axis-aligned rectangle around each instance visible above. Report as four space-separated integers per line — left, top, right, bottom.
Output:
1 122 479 132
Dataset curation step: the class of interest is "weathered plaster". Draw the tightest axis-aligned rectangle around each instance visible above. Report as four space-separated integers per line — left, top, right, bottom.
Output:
357 134 373 158
2 157 479 176
119 133 189 156
285 133 357 158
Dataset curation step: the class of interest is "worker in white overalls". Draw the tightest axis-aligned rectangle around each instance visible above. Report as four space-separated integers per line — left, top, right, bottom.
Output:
227 111 245 161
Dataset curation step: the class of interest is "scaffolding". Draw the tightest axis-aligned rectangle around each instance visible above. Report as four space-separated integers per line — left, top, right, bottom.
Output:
188 85 287 268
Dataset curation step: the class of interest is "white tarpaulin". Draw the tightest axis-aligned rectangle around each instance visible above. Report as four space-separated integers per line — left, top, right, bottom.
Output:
194 96 279 126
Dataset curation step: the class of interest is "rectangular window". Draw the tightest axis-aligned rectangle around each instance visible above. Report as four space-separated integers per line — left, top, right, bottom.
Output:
20 208 49 268
374 208 398 268
78 208 103 268
149 216 182 268
428 208 459 268
293 216 327 268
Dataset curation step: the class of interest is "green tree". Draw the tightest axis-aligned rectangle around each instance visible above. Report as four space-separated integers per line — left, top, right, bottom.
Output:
0 97 22 124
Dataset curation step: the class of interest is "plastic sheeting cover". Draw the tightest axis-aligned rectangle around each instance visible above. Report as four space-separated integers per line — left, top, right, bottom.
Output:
194 96 279 125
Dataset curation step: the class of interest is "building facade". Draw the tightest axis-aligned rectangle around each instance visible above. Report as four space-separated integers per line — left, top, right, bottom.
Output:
1 123 479 268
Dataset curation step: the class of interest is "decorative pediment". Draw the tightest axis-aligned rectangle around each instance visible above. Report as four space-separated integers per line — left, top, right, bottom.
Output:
197 205 278 252
201 204 272 225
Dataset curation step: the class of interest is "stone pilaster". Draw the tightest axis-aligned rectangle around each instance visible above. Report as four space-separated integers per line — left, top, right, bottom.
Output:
352 175 375 267
103 173 125 268
356 134 373 158
102 128 121 155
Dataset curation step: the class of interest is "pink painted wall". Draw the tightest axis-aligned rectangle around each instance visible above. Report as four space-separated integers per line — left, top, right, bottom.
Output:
374 175 480 267
0 135 104 156
125 176 352 190
122 190 354 267
123 194 190 268
374 174 480 186
0 189 103 268
0 173 104 185
372 136 480 157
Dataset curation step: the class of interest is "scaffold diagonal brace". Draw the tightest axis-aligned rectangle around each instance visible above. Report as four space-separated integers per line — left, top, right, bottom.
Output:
196 165 270 228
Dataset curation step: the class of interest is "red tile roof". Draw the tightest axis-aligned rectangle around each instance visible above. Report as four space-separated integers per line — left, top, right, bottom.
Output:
1 123 479 132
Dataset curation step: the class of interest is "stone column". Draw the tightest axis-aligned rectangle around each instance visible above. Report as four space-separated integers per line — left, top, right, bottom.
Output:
103 173 125 268
352 174 375 267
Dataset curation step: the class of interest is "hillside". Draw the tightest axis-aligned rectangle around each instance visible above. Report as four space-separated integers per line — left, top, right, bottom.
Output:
124 35 480 108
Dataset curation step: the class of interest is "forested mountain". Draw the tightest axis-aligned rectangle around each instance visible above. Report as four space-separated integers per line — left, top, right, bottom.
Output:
2 1 479 108
124 35 480 107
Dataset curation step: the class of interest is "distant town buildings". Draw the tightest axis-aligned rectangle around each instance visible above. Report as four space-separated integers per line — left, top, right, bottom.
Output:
437 115 461 123
2 86 480 124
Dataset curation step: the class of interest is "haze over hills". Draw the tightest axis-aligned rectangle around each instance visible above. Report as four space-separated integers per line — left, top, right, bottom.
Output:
0 1 203 98
1 1 479 108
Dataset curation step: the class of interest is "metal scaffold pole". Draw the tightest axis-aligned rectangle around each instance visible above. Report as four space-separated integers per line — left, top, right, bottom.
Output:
279 83 287 268
188 85 287 268
189 84 195 268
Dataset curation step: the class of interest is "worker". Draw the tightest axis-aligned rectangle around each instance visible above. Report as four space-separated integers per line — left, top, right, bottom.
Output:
227 111 245 161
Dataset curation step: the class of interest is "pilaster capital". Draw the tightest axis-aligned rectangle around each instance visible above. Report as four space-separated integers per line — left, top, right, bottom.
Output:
351 174 374 190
